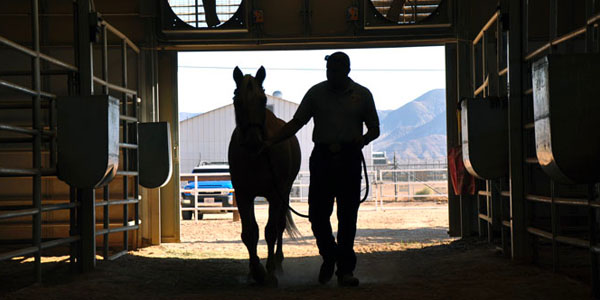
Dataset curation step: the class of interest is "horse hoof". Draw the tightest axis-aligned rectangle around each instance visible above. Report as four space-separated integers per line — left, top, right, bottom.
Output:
250 262 267 284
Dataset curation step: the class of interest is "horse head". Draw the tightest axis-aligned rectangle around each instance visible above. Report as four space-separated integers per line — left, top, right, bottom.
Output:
232 66 267 152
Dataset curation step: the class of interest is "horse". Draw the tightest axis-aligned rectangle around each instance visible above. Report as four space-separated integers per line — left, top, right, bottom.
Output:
228 66 301 286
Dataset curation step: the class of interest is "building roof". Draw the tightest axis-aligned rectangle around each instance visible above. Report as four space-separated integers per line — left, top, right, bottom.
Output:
181 94 299 124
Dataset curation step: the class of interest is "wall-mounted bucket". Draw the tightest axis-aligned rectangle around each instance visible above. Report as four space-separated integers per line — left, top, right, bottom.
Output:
57 95 119 188
532 54 600 184
139 122 172 189
461 97 508 179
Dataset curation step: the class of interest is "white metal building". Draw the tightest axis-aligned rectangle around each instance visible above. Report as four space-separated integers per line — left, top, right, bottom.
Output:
179 94 373 173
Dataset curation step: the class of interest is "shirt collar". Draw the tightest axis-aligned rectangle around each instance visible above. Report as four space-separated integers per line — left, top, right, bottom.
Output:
327 78 355 95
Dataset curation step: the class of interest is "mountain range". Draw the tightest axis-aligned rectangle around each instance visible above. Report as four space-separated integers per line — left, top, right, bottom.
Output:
373 89 447 161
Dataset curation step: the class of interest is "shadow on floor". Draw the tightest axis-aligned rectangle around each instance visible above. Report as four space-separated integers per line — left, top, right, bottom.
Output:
0 238 592 300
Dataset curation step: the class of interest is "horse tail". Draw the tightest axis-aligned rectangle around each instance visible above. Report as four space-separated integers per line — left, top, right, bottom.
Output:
285 208 301 240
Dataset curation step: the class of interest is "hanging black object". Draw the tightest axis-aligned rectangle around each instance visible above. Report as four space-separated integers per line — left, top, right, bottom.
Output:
57 95 119 188
139 122 173 188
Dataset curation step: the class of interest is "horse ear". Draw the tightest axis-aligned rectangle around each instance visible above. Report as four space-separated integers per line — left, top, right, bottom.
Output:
255 66 266 86
233 67 244 86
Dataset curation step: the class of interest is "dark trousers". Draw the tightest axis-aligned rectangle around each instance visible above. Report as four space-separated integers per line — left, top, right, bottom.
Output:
308 145 362 276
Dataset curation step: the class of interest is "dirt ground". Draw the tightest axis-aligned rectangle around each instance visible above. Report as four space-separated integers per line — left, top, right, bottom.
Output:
1 201 592 299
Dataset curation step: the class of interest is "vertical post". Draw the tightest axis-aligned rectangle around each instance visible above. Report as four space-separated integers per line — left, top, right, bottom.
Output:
158 51 181 243
508 0 530 260
586 1 599 297
194 174 198 220
122 40 129 251
31 0 42 283
76 0 96 272
457 39 475 238
550 181 559 271
101 24 110 260
445 43 461 237
69 187 77 272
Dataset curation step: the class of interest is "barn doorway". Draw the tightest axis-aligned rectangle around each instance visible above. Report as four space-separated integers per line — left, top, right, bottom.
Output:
167 47 455 276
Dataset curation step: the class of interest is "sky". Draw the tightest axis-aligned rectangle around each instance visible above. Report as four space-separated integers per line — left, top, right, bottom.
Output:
178 46 446 113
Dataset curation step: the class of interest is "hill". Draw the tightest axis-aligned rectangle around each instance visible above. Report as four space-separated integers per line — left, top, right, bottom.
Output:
373 89 447 161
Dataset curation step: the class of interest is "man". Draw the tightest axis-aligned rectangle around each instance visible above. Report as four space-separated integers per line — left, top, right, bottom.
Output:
265 51 380 286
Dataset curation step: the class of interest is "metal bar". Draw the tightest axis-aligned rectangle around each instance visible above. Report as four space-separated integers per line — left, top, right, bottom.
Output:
121 39 130 253
526 194 590 206
525 157 538 164
0 168 55 177
95 199 138 206
119 115 137 122
551 180 559 271
589 12 600 24
508 0 529 260
473 11 500 45
499 67 508 77
478 213 492 223
555 235 590 249
69 186 76 273
40 236 80 250
101 23 110 260
474 77 489 96
116 171 138 176
78 189 95 272
31 0 43 282
132 55 139 237
108 250 128 261
100 20 140 54
0 208 38 220
0 246 39 261
92 77 136 96
119 143 138 149
0 78 56 98
0 35 77 71
527 226 553 240
0 124 38 135
524 27 587 61
95 224 139 236
41 202 79 212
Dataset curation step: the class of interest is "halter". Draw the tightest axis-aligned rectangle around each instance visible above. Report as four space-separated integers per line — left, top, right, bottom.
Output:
233 87 267 133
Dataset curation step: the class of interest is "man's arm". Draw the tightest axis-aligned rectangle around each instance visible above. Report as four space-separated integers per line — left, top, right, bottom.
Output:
268 118 304 146
363 125 380 146
362 89 380 146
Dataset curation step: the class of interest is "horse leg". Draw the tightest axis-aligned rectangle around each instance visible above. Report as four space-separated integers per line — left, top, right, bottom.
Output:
274 208 286 275
264 196 283 286
238 193 265 284
274 187 293 275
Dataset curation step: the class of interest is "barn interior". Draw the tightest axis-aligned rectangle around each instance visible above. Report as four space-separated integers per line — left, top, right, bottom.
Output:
1 0 599 299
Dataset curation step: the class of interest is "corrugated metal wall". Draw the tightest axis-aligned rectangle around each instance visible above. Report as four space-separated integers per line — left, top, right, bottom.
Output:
179 95 314 173
179 95 374 173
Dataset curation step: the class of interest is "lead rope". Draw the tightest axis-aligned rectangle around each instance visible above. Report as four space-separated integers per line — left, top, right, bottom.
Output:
265 149 370 219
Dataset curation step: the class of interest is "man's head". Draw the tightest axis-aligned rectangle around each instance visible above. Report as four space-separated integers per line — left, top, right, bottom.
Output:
325 52 350 90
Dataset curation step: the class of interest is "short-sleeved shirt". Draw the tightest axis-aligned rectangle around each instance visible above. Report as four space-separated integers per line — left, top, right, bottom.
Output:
293 79 380 144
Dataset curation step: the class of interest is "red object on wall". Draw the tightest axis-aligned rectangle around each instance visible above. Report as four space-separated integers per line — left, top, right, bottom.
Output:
253 10 264 23
448 146 476 195
347 7 359 21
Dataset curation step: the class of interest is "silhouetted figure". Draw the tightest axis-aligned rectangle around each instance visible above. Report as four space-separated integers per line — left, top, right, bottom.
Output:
229 67 301 287
266 52 380 287
202 0 220 27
